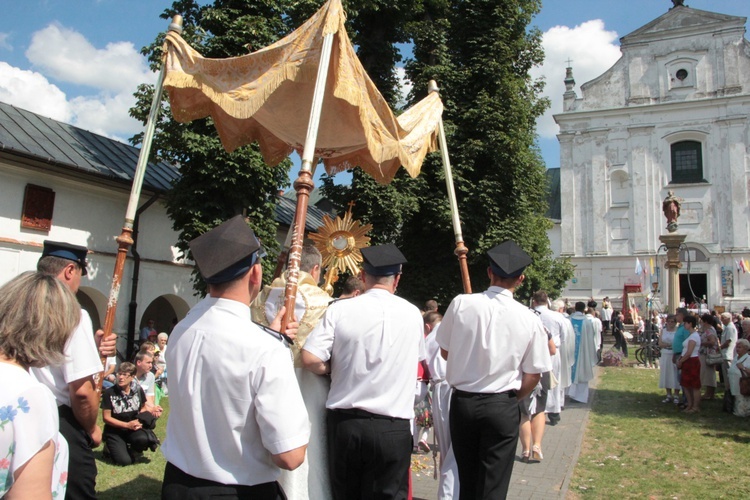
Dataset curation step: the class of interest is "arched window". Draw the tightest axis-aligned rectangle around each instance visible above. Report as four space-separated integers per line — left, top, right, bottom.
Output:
670 140 704 184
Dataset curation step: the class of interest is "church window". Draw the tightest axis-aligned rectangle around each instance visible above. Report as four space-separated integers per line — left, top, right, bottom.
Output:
670 141 703 184
675 69 688 81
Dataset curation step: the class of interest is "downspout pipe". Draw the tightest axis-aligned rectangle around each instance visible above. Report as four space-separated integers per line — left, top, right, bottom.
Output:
126 192 160 360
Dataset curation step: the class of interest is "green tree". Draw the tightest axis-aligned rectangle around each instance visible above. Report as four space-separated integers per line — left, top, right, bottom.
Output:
322 0 573 305
131 0 294 294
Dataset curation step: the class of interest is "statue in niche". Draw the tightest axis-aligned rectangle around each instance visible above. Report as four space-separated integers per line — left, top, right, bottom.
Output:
662 190 682 232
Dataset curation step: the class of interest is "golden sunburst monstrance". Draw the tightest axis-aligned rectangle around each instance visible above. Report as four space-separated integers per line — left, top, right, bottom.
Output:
309 207 372 295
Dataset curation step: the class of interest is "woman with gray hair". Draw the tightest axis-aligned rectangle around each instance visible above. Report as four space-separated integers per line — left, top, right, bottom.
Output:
0 271 81 499
728 338 750 417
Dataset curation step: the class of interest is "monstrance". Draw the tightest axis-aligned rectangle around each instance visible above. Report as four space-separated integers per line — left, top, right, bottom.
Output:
309 205 372 295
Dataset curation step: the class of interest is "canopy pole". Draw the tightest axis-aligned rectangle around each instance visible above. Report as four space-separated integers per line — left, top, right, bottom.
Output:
99 15 184 383
428 80 471 293
281 33 335 331
273 163 318 280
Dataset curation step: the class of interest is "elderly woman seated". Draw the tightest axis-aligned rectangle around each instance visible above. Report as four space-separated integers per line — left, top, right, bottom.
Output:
101 362 159 465
729 339 750 417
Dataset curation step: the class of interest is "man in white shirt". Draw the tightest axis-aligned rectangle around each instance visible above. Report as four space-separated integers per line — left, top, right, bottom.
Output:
302 244 425 499
720 312 738 392
162 215 309 499
33 240 117 500
437 241 551 499
134 351 162 418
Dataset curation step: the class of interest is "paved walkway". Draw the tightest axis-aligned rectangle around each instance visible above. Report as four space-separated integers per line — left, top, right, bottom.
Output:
411 368 601 499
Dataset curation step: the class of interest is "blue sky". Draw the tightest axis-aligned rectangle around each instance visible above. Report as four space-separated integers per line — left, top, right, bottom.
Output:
1 0 747 185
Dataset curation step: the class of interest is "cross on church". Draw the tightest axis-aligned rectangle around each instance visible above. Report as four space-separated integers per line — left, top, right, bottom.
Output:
347 200 356 213
565 58 573 67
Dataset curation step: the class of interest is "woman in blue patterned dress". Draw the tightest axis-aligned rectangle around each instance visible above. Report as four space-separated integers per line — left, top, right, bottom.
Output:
0 272 80 499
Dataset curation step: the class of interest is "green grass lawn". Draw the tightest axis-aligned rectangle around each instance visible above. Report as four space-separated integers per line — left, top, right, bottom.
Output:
92 368 750 499
570 365 750 499
95 397 169 499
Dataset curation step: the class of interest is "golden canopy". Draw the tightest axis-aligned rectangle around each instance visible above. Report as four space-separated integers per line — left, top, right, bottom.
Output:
163 0 443 183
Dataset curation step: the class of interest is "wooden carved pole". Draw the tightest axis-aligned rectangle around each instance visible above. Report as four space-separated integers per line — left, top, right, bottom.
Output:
428 80 472 293
99 16 183 382
280 33 335 331
273 164 318 280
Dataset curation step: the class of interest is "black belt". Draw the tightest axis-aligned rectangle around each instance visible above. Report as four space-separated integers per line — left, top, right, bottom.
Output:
453 389 517 398
330 408 407 422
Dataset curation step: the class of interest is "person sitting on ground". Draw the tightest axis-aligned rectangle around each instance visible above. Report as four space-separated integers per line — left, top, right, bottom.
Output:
137 341 156 358
423 299 439 316
101 362 158 465
140 319 156 344
728 339 750 417
155 333 168 393
151 349 164 378
676 315 702 414
0 272 79 499
134 351 163 418
102 355 117 390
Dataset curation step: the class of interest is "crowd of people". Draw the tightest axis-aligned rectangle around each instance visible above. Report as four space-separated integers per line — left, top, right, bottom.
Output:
653 308 750 417
3 224 750 500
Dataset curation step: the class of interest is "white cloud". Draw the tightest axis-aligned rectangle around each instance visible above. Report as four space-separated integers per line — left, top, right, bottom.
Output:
0 62 71 122
0 24 158 142
26 23 155 94
532 20 622 138
68 93 144 141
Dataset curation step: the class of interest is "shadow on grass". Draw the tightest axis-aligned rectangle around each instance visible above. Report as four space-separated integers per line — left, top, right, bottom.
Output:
586 367 750 438
98 474 162 499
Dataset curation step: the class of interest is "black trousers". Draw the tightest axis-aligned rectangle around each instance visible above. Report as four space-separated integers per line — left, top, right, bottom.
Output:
58 405 98 500
162 462 287 500
613 330 629 357
327 408 411 500
103 426 150 465
450 390 520 500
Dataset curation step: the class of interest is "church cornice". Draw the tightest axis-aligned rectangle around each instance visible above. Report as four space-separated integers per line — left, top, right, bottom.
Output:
621 6 747 47
554 93 750 124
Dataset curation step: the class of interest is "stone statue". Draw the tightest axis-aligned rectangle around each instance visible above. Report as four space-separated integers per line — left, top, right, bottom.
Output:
662 190 682 232
672 0 685 7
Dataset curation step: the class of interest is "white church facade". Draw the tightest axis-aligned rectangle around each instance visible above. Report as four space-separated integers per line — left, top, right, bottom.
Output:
552 4 750 311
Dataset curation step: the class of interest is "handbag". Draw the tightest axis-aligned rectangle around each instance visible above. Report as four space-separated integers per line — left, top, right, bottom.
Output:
706 351 724 366
740 376 750 397
541 370 559 391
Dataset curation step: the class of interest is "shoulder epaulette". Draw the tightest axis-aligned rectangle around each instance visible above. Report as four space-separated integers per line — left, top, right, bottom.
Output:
252 321 293 347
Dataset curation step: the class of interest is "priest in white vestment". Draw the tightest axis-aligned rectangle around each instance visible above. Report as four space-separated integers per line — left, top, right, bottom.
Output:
567 301 599 403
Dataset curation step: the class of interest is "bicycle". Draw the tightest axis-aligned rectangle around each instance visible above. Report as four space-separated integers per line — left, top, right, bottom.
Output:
635 337 661 367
